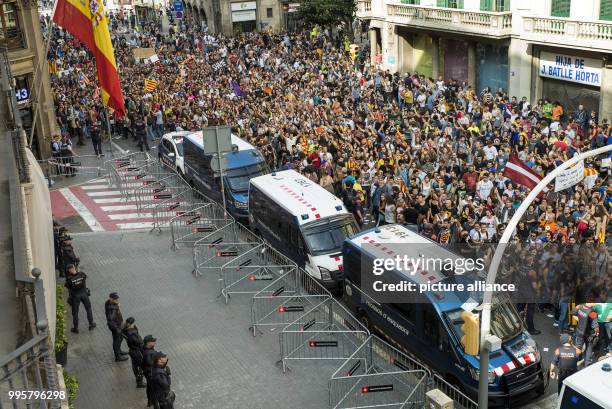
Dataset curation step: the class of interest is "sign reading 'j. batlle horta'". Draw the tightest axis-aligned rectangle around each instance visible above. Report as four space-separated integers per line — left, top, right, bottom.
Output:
539 52 602 87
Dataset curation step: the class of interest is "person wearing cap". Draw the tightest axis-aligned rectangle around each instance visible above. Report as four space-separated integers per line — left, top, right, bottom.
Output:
105 292 128 362
64 264 96 333
550 333 581 394
141 335 158 407
151 352 175 409
60 235 79 276
122 317 146 388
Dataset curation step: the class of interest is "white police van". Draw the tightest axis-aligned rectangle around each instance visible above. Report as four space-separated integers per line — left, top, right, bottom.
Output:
557 356 611 409
248 170 359 291
157 131 191 177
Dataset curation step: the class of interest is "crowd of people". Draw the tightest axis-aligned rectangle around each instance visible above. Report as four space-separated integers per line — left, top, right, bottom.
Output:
53 222 175 409
45 8 610 398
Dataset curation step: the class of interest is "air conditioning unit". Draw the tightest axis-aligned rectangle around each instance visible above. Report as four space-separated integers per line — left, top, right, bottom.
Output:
425 389 454 409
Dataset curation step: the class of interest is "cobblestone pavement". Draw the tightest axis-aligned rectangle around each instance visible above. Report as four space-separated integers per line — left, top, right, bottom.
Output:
65 230 333 409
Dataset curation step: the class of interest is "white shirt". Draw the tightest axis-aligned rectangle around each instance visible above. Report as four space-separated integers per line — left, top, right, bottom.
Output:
483 145 498 161
476 179 494 200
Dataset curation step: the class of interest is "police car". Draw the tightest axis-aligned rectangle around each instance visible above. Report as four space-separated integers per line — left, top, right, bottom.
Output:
157 131 191 176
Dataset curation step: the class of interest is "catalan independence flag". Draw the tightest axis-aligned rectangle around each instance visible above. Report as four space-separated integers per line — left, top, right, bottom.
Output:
53 0 125 116
144 79 158 92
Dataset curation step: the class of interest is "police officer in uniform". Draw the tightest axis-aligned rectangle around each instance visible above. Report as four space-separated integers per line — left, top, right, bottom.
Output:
64 264 96 333
105 292 128 362
141 335 158 407
151 352 175 409
61 236 79 276
571 302 599 366
550 333 581 394
122 317 146 388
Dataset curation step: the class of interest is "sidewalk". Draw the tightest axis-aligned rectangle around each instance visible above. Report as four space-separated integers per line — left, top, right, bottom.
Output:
65 230 329 409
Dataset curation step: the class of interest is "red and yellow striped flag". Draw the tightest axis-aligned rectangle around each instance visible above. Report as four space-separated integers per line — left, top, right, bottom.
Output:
143 79 158 92
53 0 125 116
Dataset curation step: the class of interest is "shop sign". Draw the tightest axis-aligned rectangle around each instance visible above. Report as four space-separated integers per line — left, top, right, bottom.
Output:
539 51 602 87
16 88 29 104
231 1 257 11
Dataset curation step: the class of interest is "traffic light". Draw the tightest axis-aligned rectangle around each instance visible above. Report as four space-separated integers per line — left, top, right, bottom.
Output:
460 311 480 355
349 44 360 62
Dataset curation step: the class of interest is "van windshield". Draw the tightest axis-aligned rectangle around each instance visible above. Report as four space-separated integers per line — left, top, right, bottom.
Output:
225 162 267 193
447 301 523 346
175 142 184 156
302 218 358 255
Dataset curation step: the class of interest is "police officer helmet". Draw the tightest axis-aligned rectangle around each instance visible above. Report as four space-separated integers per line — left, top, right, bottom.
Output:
143 335 156 343
66 263 75 271
560 333 571 344
126 317 135 325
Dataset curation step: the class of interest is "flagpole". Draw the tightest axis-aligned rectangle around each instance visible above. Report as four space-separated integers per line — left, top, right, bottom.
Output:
104 105 114 158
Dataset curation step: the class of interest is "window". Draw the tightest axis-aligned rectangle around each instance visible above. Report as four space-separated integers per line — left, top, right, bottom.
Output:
0 2 24 50
551 0 571 17
601 0 612 20
480 0 510 11
400 0 420 4
437 0 464 8
266 7 273 18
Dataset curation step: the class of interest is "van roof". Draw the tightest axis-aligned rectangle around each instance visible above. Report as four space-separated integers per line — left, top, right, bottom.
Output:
347 224 462 286
183 131 256 152
249 170 349 225
162 131 191 141
563 356 612 407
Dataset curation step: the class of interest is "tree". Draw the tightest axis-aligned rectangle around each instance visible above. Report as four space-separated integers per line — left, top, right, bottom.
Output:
297 0 356 36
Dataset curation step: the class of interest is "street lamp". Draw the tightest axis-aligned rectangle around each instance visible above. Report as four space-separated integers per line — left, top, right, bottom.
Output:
477 144 612 408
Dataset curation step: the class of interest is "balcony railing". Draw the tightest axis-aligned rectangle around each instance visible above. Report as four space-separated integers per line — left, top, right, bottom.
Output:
2 27 27 50
385 3 512 38
523 16 612 52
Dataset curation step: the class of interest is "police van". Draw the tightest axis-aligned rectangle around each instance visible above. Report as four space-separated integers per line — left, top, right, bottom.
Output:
182 131 268 220
342 224 546 407
557 356 611 409
157 131 192 177
248 170 359 290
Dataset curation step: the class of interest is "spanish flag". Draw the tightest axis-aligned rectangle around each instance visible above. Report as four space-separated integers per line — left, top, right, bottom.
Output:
53 0 125 116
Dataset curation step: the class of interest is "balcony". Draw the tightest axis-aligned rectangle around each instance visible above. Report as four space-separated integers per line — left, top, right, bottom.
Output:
385 3 512 39
357 0 372 18
522 16 612 53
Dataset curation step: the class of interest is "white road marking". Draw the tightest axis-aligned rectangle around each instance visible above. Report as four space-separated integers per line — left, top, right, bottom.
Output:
116 222 155 230
81 184 112 190
59 188 104 232
86 190 123 197
108 212 153 220
100 204 139 211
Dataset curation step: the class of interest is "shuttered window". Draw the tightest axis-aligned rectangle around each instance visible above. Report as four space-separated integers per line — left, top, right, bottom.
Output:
400 0 420 4
551 0 571 17
437 0 464 8
601 0 612 20
481 0 492 11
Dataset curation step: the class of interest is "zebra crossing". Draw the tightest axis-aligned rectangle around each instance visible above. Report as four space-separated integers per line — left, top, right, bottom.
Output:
50 178 158 231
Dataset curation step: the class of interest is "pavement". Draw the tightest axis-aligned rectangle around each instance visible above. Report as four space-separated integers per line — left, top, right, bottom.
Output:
65 230 332 409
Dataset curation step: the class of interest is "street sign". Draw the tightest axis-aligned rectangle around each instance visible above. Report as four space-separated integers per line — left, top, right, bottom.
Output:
175 11 183 19
210 155 228 173
202 126 232 155
174 1 183 12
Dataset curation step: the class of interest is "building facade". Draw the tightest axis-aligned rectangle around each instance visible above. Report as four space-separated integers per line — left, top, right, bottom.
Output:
182 0 288 34
358 0 612 121
1 0 57 159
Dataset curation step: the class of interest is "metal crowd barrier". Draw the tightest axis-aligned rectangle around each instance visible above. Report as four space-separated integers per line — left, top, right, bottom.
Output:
107 158 157 200
40 154 105 180
329 335 429 409
192 223 256 278
250 268 332 336
134 173 189 212
220 237 297 304
149 188 201 232
170 202 232 250
278 297 369 373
